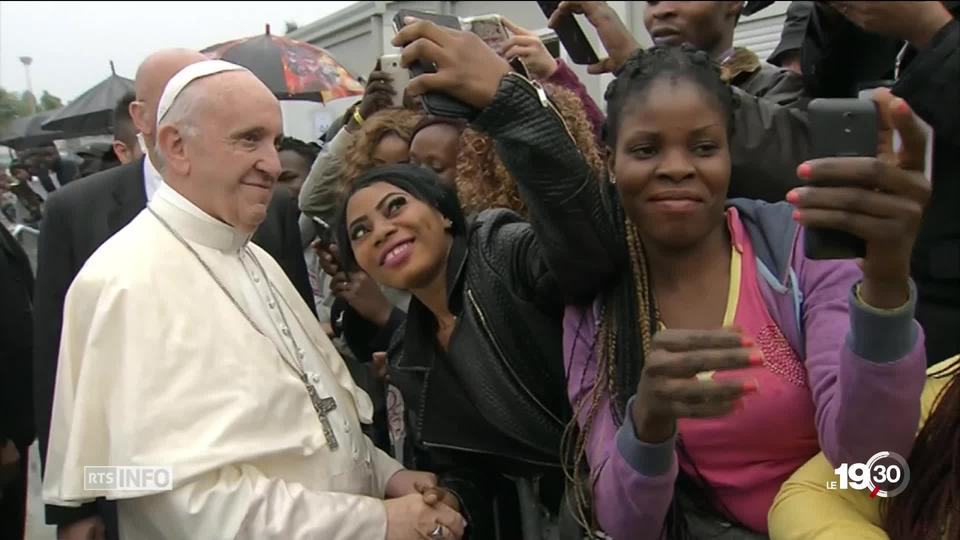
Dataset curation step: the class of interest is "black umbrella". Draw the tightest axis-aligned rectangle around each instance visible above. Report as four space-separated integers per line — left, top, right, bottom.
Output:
202 25 363 102
42 62 134 136
0 110 65 150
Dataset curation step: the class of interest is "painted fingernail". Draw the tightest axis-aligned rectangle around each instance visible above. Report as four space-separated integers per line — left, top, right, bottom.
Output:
740 336 754 348
896 98 910 115
797 162 812 180
742 380 759 393
749 350 764 366
786 190 800 204
792 209 803 222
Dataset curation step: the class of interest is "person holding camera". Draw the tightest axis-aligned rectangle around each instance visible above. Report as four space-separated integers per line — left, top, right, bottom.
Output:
390 16 930 538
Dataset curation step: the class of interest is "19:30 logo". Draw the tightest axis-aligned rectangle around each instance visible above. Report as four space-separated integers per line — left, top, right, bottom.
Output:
828 451 911 498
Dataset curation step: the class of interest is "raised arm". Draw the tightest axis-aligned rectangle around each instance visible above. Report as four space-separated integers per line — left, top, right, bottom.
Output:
393 20 618 303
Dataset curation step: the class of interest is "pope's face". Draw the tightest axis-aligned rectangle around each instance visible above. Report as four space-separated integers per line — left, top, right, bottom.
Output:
185 73 283 233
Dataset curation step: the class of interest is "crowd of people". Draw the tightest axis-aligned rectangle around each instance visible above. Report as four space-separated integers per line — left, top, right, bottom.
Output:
1 1 958 539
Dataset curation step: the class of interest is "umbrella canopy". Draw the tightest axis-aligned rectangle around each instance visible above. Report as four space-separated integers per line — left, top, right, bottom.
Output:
202 25 364 103
42 66 134 136
0 110 65 150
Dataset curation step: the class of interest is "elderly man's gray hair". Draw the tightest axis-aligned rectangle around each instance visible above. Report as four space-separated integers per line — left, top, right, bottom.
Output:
153 82 204 171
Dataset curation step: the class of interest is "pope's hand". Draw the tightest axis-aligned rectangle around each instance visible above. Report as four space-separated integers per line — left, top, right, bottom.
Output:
57 516 105 540
385 469 437 498
385 492 466 540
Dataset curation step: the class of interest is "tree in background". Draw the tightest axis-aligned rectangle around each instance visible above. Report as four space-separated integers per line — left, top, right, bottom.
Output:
39 91 62 112
0 87 64 131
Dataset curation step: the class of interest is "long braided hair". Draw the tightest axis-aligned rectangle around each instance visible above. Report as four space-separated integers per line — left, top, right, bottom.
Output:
560 45 738 537
884 359 960 539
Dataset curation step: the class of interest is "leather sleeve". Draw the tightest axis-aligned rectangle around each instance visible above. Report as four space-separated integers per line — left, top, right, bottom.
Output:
438 469 496 540
471 74 618 304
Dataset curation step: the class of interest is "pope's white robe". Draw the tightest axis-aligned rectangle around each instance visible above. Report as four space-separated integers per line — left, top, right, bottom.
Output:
42 182 403 539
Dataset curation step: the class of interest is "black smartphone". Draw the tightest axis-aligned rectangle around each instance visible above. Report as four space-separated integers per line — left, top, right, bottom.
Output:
393 9 478 119
803 98 878 260
536 1 600 65
312 216 335 249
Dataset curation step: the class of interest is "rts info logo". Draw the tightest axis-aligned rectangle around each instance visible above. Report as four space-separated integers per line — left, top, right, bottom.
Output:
827 451 910 498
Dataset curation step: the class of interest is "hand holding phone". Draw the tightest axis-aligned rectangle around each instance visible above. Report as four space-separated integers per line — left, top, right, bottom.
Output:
391 13 512 114
393 9 479 118
497 17 559 80
790 91 930 307
542 1 640 74
378 54 410 108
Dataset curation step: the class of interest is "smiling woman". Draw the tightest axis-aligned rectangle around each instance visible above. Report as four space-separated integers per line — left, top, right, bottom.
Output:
331 163 576 538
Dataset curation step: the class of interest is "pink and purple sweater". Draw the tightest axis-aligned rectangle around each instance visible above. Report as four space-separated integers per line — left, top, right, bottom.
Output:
564 202 927 538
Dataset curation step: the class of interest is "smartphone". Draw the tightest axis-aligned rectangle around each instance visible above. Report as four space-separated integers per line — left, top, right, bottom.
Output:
312 216 335 248
462 14 530 77
536 1 600 65
541 32 562 59
378 54 410 108
393 9 477 118
803 98 877 260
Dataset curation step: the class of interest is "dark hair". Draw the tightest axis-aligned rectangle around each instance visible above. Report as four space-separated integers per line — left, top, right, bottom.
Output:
565 45 742 537
410 116 468 141
334 163 466 272
884 362 960 540
603 44 737 149
277 136 321 165
113 91 137 146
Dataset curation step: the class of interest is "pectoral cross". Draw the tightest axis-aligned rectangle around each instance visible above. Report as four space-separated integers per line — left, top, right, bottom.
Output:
301 374 339 450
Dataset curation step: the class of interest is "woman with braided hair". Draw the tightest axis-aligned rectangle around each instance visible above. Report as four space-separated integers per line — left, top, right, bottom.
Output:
383 18 931 537
554 45 931 538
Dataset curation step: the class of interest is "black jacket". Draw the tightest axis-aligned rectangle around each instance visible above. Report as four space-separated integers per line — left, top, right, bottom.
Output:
32 158 314 532
801 4 960 363
0 223 32 540
388 214 571 539
0 225 34 452
380 75 616 539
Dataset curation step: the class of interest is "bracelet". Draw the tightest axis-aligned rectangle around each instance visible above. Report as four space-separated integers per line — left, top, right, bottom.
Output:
854 282 911 313
352 108 364 126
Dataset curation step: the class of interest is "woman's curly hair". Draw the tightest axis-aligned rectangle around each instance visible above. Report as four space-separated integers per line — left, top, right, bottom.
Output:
455 83 606 217
340 108 423 188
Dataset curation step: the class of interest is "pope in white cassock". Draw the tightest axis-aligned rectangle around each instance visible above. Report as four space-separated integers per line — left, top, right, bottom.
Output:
42 60 465 540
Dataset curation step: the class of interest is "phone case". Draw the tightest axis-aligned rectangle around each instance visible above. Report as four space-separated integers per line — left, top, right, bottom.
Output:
804 99 878 260
394 9 479 119
536 1 600 65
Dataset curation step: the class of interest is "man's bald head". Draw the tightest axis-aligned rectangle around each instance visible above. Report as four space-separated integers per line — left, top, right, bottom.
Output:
131 48 207 148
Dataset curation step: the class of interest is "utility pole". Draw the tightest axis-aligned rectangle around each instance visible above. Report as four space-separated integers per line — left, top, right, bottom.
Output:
19 56 35 114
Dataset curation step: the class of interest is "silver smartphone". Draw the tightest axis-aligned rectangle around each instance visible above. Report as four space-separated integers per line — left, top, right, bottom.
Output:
379 54 410 108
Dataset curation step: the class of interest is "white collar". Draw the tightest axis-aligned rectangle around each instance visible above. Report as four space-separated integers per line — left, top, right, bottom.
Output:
142 152 163 202
148 181 251 253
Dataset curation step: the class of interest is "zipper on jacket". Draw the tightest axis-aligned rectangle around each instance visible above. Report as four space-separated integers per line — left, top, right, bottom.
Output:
505 72 577 144
466 288 565 427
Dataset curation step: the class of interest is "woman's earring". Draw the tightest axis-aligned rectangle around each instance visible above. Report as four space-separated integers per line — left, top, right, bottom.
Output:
609 173 617 185
444 219 453 229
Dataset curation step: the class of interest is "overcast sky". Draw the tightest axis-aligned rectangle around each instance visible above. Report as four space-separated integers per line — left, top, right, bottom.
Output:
0 1 356 102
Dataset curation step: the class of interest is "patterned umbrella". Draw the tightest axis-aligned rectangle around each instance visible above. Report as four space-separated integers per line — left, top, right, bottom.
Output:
202 25 364 103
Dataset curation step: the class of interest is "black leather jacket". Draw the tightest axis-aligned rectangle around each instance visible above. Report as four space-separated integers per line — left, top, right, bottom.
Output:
388 216 569 539
385 74 618 539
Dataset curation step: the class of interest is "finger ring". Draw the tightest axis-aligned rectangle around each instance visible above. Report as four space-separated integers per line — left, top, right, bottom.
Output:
429 524 446 539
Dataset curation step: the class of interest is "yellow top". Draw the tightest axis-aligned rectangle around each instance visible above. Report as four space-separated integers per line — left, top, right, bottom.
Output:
768 355 960 539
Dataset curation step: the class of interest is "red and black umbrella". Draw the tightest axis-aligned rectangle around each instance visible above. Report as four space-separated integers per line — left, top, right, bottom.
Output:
202 25 364 103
